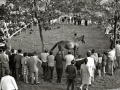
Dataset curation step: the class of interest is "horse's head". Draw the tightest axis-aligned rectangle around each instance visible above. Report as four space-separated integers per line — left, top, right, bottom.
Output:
76 35 85 44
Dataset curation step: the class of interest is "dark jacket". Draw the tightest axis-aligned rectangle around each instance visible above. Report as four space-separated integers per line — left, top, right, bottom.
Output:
9 54 16 69
65 64 76 79
55 54 64 69
14 54 22 68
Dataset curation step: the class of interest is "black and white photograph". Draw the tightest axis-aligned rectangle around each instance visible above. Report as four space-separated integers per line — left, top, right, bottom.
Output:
0 0 120 90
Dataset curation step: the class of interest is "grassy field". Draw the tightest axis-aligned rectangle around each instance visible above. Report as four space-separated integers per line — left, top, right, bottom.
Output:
7 24 120 90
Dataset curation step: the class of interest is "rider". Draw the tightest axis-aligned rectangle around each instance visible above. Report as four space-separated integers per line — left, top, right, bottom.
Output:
73 33 79 47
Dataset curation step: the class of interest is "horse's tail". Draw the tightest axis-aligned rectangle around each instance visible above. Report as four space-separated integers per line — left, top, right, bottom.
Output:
50 42 58 52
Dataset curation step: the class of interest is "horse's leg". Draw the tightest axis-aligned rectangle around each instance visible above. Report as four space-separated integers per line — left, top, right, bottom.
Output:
76 47 79 55
74 46 76 57
61 50 64 57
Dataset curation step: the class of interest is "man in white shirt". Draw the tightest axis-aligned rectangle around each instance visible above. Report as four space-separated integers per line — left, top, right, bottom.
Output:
38 49 49 81
115 41 120 68
47 52 55 83
0 69 18 90
64 51 75 68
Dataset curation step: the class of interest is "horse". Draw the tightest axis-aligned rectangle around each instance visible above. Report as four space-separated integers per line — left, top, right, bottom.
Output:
50 35 85 56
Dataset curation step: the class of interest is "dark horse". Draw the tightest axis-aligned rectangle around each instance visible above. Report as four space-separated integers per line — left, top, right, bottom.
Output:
50 35 85 56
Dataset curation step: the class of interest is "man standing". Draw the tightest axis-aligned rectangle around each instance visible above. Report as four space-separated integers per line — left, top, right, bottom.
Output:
9 49 16 78
27 52 42 85
38 49 49 81
65 60 77 90
115 41 120 68
0 48 9 77
64 51 75 68
14 49 23 81
47 52 55 83
0 49 2 79
55 51 64 83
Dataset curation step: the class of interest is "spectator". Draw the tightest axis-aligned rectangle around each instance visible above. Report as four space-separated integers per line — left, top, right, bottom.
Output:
87 51 96 83
9 49 16 78
27 52 42 85
38 49 49 81
107 47 116 75
14 49 23 81
0 48 9 77
47 52 55 83
21 52 29 83
91 49 98 66
102 52 107 76
110 34 114 49
64 51 75 68
55 51 64 83
65 60 77 90
80 58 91 90
97 53 102 77
0 69 18 90
5 46 11 56
115 41 120 68
75 55 84 76
0 49 2 79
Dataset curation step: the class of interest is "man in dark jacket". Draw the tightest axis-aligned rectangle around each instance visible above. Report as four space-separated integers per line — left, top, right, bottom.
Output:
65 60 77 90
55 51 64 83
9 49 16 78
14 49 22 81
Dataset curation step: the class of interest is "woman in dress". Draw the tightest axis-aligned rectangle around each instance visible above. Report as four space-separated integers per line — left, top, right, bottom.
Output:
80 58 91 90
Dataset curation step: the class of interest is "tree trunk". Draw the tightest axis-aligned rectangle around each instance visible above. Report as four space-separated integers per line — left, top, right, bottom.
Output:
38 20 44 52
34 0 45 52
113 16 117 48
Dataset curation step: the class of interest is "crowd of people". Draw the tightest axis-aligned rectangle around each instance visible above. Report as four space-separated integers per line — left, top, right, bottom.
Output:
0 40 119 90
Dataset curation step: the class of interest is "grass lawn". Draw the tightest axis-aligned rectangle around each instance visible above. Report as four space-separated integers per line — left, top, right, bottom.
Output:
7 24 120 90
